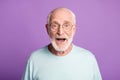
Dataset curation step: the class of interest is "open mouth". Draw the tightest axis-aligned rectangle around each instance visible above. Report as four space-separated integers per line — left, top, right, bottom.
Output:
56 38 66 42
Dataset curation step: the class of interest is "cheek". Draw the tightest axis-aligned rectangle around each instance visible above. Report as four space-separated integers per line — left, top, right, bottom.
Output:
49 32 56 38
66 31 74 39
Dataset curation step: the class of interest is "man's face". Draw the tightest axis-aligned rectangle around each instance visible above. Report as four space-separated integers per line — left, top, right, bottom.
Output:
46 10 76 51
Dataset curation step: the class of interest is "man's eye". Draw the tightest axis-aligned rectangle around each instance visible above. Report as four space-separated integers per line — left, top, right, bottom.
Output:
51 24 59 30
64 24 70 27
51 24 57 27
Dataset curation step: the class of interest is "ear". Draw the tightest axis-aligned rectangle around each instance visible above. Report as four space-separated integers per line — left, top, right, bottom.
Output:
73 25 76 35
46 24 49 35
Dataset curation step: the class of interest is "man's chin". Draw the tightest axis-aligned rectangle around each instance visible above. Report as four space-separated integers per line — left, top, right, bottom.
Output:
51 42 70 52
53 45 66 51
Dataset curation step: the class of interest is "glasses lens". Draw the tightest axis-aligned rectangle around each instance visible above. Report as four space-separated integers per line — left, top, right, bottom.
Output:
50 23 58 31
50 23 73 31
63 23 72 31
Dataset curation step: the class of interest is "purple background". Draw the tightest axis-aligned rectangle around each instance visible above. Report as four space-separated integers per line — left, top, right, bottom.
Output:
0 0 120 80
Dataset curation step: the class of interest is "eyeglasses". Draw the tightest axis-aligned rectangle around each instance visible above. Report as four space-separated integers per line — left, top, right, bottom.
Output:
49 23 74 32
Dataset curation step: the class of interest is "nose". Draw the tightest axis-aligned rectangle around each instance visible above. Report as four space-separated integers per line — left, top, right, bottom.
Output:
57 26 64 35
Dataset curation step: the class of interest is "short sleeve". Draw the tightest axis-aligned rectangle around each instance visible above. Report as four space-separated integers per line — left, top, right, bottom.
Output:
22 59 33 80
93 56 102 80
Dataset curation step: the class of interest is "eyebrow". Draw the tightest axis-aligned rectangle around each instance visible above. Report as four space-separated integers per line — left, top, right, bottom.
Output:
50 21 59 24
63 21 71 24
51 21 71 24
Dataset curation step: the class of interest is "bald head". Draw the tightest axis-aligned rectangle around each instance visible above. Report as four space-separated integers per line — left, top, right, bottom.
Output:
47 8 76 24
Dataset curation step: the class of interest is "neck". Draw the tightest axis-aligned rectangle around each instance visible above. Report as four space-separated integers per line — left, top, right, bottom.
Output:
48 43 73 56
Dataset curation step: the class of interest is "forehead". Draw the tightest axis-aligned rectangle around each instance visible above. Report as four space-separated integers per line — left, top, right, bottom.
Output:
49 9 74 24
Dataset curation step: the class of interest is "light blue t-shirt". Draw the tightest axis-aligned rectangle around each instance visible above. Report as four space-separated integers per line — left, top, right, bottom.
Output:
23 45 102 80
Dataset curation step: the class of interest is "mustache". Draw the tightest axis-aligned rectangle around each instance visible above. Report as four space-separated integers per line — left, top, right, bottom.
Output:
54 35 68 40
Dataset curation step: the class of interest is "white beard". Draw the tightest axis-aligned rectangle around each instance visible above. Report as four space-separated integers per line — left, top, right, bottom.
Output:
50 36 73 52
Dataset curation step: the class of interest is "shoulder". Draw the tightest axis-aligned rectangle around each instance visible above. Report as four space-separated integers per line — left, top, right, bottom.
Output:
28 46 48 61
73 44 95 58
73 44 97 63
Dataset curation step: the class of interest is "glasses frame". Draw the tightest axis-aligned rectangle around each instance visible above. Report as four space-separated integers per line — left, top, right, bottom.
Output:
49 23 74 32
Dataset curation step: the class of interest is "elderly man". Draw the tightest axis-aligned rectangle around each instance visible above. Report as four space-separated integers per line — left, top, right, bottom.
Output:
23 8 102 80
